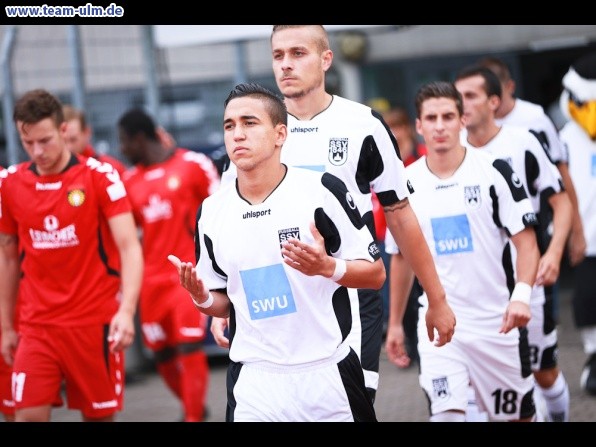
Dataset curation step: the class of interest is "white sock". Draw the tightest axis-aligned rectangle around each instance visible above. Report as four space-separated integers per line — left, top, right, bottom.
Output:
533 387 546 422
581 326 596 355
465 385 488 422
539 372 569 422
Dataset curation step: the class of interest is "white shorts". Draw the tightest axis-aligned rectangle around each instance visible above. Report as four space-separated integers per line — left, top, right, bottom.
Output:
417 309 535 421
226 344 376 422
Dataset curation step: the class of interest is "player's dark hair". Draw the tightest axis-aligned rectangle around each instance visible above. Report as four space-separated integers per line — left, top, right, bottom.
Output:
415 81 464 118
455 64 502 99
13 88 64 128
224 82 288 126
118 108 159 141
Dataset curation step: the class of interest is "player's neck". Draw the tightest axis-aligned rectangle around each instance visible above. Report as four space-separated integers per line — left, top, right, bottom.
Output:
237 162 288 205
466 121 501 148
36 149 72 176
497 96 515 119
286 91 332 121
145 142 174 166
426 145 466 179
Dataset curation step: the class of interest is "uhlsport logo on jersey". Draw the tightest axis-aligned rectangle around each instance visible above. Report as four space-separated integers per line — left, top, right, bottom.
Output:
67 189 85 207
431 214 474 256
329 138 348 166
464 185 481 209
432 377 451 400
278 227 300 249
240 264 297 320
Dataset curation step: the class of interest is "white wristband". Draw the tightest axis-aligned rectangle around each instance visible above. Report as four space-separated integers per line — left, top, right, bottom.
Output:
191 292 214 309
510 282 532 306
330 258 347 282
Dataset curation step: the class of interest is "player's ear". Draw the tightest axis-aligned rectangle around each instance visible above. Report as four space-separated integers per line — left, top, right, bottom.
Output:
276 123 287 149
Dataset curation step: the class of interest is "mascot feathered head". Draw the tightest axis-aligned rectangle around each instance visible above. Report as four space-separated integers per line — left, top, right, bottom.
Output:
560 52 596 140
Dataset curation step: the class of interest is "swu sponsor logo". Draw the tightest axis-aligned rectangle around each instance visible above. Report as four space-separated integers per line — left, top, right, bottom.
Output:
431 214 474 255
251 295 291 314
240 263 297 320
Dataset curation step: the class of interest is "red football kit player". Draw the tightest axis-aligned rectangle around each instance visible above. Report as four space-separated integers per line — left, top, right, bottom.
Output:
119 108 220 422
0 164 16 422
63 104 127 176
0 89 143 422
78 143 127 176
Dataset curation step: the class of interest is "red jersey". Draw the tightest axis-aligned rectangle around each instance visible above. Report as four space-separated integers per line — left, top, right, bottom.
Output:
80 145 127 176
122 149 219 283
0 154 132 327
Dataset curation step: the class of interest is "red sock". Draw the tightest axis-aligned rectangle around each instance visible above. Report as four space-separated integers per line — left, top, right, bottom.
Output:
156 359 182 399
179 350 209 422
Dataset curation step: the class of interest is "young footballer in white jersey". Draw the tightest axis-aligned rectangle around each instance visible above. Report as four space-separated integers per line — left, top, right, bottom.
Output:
385 80 539 422
478 57 586 268
455 65 572 422
213 25 456 402
558 52 596 396
168 83 384 421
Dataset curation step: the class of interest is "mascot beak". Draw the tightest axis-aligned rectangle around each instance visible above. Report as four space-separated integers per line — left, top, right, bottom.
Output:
567 97 596 140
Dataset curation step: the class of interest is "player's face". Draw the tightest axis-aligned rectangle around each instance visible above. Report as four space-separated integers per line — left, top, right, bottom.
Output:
271 27 330 100
455 75 494 130
63 118 89 155
17 117 70 175
223 96 286 172
118 128 143 165
415 97 463 154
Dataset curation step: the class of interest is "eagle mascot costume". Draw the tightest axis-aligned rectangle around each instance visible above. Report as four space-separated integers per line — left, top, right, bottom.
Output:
559 51 596 396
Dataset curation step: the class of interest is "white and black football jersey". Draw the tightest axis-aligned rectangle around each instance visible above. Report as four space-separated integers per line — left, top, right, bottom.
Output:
496 98 568 164
196 166 380 365
386 148 537 325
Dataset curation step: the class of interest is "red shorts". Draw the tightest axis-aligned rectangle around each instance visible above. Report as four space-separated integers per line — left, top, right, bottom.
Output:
139 276 208 352
12 324 125 419
0 341 14 418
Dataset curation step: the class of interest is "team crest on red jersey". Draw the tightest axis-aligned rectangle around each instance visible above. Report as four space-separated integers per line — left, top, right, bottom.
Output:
67 189 86 207
167 176 181 190
329 138 348 166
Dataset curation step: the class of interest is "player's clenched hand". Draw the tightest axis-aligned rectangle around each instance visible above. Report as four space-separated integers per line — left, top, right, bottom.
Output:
425 300 456 347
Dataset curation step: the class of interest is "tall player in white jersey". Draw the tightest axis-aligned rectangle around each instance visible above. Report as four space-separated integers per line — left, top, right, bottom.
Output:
214 25 456 402
478 57 586 267
169 83 384 421
455 65 572 422
385 81 539 422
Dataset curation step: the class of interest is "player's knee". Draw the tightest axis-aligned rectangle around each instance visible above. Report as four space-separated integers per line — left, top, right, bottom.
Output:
534 367 560 388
